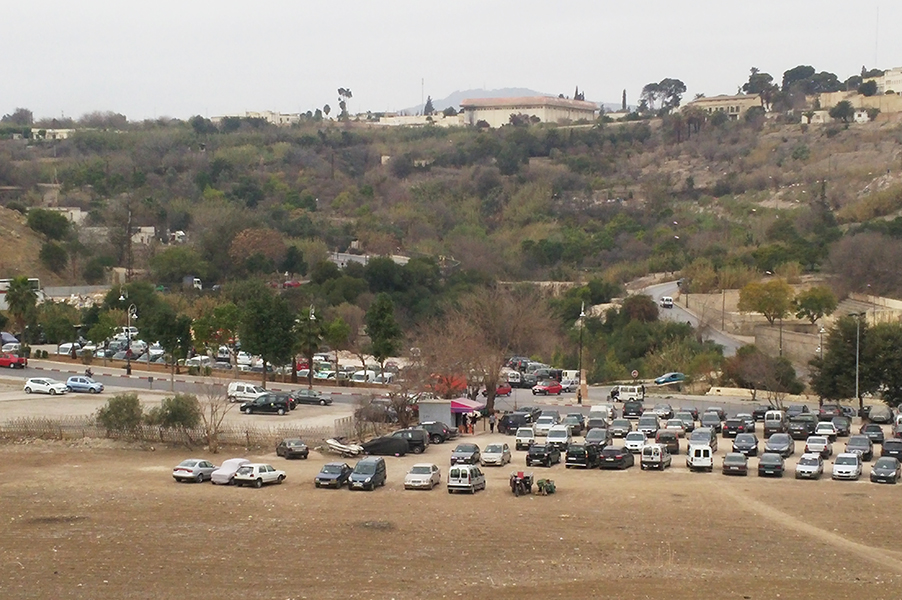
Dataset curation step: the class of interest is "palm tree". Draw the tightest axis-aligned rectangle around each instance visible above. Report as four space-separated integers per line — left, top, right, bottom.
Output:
6 276 36 334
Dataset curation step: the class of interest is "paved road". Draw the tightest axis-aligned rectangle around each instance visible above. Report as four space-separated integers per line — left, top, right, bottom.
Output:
642 280 743 357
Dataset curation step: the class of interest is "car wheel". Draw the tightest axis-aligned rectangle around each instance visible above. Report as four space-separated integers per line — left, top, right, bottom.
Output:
50 388 57 395
412 446 423 454
278 475 285 484
24 387 31 394
448 488 453 494
90 387 99 394
430 435 442 444
277 408 285 416
245 408 252 414
196 473 204 483
320 399 326 406
254 478 263 488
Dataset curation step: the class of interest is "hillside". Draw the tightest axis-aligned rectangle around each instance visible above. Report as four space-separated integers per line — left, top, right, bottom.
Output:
0 206 66 285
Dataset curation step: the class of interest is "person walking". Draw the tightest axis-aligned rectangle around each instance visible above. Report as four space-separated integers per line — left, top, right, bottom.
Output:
460 413 468 434
489 412 497 434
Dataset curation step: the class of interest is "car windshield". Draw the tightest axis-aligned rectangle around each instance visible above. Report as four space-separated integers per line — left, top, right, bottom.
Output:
848 437 869 447
690 431 710 442
612 419 629 427
864 424 881 431
321 464 344 474
836 456 858 465
586 430 606 440
724 455 745 464
485 445 503 453
770 434 789 444
548 430 566 439
807 437 827 445
516 428 533 437
798 456 819 466
354 463 376 474
236 466 254 475
666 420 682 427
626 432 645 441
654 404 670 411
675 413 692 420
735 434 754 444
455 444 478 453
410 466 432 475
537 417 555 425
568 446 585 454
702 414 719 422
638 417 657 425
760 455 781 465
530 444 547 453
285 439 304 447
178 460 199 467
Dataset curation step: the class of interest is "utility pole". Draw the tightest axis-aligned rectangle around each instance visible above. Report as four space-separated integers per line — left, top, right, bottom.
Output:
125 201 133 283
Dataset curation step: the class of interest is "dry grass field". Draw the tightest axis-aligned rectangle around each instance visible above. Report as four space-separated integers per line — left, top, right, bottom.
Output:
2 432 901 600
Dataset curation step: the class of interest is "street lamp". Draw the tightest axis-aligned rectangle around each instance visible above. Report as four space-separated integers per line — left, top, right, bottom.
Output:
125 304 137 376
577 302 585 405
306 305 316 389
818 327 826 360
849 312 865 408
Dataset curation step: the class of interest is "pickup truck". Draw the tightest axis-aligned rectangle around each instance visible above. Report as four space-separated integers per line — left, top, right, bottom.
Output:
0 352 27 368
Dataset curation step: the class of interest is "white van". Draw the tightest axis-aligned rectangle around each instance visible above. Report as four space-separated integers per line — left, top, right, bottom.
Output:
640 444 672 470
351 370 377 383
515 427 536 451
612 384 645 402
589 404 613 420
504 370 522 387
227 382 267 403
447 464 486 494
373 373 395 385
659 296 674 308
686 445 714 472
764 410 787 435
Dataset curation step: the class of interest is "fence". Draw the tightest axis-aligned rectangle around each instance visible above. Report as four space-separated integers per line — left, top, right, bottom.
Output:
0 415 359 450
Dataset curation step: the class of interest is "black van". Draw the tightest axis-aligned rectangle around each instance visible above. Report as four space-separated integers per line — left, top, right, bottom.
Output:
565 443 601 468
498 412 531 434
349 457 387 491
622 400 645 419
390 428 430 454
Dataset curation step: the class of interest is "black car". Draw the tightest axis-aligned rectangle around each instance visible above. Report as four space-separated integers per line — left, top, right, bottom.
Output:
751 404 771 422
585 427 613 448
599 445 635 469
290 388 332 406
518 406 543 422
391 428 430 454
788 414 818 440
732 433 760 457
450 443 481 465
585 417 609 432
845 435 874 461
622 401 644 419
240 394 291 415
705 406 726 421
758 453 785 477
417 421 458 444
723 418 750 438
818 404 843 421
499 412 532 434
859 423 885 444
314 462 353 488
562 414 585 436
870 457 901 484
700 412 722 433
832 416 852 437
680 406 700 421
276 438 309 459
565 443 601 468
526 443 561 467
882 438 902 459
764 433 795 458
360 436 408 456
786 404 810 419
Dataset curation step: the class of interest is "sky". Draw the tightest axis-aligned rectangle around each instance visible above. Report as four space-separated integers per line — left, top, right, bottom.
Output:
3 1 900 121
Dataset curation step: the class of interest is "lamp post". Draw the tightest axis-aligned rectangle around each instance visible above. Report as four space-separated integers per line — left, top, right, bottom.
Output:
307 305 316 389
125 304 137 376
850 312 865 409
577 302 585 405
818 327 825 360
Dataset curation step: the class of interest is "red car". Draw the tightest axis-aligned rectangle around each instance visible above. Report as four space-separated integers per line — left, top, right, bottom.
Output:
532 380 563 396
482 382 512 397
0 353 26 368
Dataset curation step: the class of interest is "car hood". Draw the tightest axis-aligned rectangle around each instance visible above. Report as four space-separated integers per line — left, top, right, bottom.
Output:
316 472 343 480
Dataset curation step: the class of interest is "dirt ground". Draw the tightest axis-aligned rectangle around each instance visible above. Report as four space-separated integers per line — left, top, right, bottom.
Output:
1 432 901 600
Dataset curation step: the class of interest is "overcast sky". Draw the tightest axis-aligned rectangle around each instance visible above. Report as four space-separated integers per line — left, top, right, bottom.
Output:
3 1 899 121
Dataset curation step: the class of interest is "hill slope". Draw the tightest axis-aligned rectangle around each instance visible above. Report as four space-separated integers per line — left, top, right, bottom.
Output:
0 206 66 285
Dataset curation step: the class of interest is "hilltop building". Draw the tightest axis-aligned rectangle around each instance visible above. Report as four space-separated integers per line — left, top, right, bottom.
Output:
863 67 902 94
211 111 301 126
682 94 763 120
459 96 597 128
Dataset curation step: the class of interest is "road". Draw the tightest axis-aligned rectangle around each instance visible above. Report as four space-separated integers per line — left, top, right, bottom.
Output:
642 280 743 356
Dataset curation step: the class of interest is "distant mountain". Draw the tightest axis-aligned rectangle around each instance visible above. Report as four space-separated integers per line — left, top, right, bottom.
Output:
401 88 631 115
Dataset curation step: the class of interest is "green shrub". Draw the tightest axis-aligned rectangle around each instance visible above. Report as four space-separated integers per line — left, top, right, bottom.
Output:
95 393 144 437
145 393 201 430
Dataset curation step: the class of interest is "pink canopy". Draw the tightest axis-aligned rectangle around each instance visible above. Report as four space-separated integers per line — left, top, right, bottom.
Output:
450 397 486 413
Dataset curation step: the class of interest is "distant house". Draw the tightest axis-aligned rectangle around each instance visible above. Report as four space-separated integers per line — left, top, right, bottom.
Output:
863 67 902 94
375 113 463 128
211 111 301 126
683 94 763 119
459 96 597 128
31 128 75 140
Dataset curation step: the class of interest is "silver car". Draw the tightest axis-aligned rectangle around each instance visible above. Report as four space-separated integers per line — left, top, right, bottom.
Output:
481 443 512 466
172 458 218 483
795 453 824 480
404 463 441 490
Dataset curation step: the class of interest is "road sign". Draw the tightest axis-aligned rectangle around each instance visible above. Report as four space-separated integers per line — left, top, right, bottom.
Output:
631 370 639 379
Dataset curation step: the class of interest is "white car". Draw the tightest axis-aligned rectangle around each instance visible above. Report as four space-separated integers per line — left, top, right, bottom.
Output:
659 296 674 308
804 435 833 457
1 342 21 353
24 378 69 395
534 415 557 436
624 431 648 453
211 458 250 485
515 427 536 450
481 443 512 466
57 342 81 355
560 378 579 393
832 453 862 480
814 421 838 441
185 355 214 368
233 463 286 488
404 463 441 490
795 453 824 480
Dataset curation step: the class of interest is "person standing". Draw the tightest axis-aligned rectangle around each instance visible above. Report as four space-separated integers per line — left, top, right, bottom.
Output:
489 412 497 434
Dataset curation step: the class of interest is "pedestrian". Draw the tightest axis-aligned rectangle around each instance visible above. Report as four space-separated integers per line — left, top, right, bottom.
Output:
489 412 496 434
460 413 468 434
469 414 476 434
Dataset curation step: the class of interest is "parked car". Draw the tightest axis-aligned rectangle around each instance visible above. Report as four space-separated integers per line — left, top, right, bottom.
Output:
0 352 26 368
722 452 749 476
751 404 771 421
674 412 695 433
65 376 104 394
584 427 612 449
637 415 661 438
532 380 563 395
654 372 685 385
732 433 759 457
622 400 644 419
599 445 635 469
610 418 633 437
870 457 901 484
559 378 579 393
562 413 585 435
526 443 561 467
515 427 536 451
788 414 818 440
804 436 832 458
534 415 558 436
700 412 723 433
481 443 512 467
832 416 852 437
290 388 332 405
814 421 838 442
565 443 602 468
447 464 486 494
417 421 458 444
795 453 824 480
786 404 810 419
172 458 217 483
498 413 531 435
240 394 290 415
624 431 648 453
655 430 680 455
275 438 309 459
860 423 886 444
845 435 874 461
686 445 714 472
404 463 441 490
868 405 894 424
234 463 286 488
360 436 408 456
723 418 750 438
652 403 674 419
349 456 387 490
390 428 430 454
23 378 68 395
314 462 353 488
881 438 902 459
482 382 512 397
736 413 756 432
640 443 672 470
585 417 610 432
211 458 250 485
818 404 843 421
764 433 795 458
226 382 267 403
546 425 572 451
450 443 481 465
689 427 718 452
832 453 863 480
757 453 785 477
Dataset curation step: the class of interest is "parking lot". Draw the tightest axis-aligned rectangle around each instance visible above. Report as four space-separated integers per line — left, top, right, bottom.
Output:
2 420 902 599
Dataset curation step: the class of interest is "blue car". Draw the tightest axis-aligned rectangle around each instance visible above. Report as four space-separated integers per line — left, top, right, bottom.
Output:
65 376 104 393
314 462 353 488
654 372 686 385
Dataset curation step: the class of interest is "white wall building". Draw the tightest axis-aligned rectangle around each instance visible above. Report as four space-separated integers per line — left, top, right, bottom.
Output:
211 111 301 126
375 113 464 128
460 96 597 128
864 67 902 94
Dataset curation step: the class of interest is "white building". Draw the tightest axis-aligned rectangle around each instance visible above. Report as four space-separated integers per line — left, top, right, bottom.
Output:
375 113 464 128
211 111 301 126
459 96 597 128
864 67 902 94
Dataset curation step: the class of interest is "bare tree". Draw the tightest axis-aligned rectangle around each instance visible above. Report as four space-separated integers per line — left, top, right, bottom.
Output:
198 377 234 453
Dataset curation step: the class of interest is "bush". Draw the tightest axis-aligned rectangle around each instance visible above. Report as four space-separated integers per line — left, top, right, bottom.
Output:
80 349 94 365
96 393 144 437
145 393 201 430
